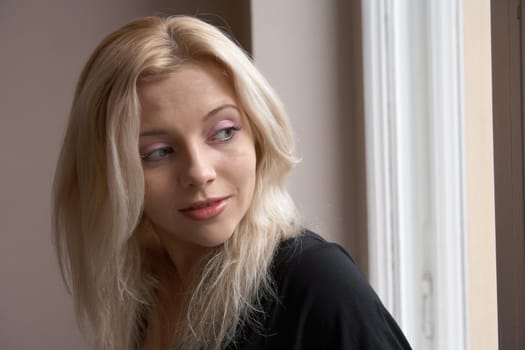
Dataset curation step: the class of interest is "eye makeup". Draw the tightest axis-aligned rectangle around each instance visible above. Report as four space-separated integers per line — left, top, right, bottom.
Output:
206 118 240 138
140 142 174 162
138 104 246 161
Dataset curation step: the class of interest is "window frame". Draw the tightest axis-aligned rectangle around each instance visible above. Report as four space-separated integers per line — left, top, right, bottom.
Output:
361 1 467 348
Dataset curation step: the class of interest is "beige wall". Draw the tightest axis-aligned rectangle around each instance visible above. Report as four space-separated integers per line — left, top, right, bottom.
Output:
251 0 342 242
0 1 248 349
251 0 366 257
463 0 499 349
1 3 150 348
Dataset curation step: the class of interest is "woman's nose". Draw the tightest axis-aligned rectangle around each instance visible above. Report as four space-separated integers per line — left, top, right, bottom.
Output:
179 145 216 188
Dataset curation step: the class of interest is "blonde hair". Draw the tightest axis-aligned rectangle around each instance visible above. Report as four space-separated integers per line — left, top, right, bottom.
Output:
53 16 300 350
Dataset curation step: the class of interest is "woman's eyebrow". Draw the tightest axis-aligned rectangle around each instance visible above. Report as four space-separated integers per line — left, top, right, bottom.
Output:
204 104 240 121
140 104 240 137
139 129 167 138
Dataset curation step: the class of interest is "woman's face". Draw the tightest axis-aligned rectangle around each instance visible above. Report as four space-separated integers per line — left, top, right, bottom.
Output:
138 61 257 256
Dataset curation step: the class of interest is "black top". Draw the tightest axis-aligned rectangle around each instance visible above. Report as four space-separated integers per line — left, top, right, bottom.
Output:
227 230 412 350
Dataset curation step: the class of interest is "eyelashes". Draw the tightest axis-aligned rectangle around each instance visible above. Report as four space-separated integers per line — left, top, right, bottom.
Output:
140 126 242 162
209 126 241 143
140 147 174 162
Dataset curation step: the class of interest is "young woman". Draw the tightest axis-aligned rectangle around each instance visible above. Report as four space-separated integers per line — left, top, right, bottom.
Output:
53 16 411 350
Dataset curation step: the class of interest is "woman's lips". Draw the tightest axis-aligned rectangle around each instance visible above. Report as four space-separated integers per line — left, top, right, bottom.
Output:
179 196 230 220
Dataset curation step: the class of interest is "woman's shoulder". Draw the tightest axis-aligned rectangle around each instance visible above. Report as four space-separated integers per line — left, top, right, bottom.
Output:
275 228 356 261
272 229 370 306
264 229 412 349
274 228 348 265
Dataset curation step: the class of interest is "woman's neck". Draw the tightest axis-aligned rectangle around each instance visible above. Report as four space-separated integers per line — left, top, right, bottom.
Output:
142 263 187 350
154 229 214 286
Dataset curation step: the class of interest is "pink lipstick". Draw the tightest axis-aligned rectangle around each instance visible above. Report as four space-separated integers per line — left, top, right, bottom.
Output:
179 196 230 220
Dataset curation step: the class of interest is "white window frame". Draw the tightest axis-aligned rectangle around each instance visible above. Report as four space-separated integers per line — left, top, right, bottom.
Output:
361 1 467 349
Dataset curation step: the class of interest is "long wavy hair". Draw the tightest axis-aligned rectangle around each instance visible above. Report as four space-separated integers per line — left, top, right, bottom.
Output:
52 16 300 350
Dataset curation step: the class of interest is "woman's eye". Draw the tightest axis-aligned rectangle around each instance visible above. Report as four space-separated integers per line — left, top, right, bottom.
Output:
141 147 174 161
211 127 240 142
